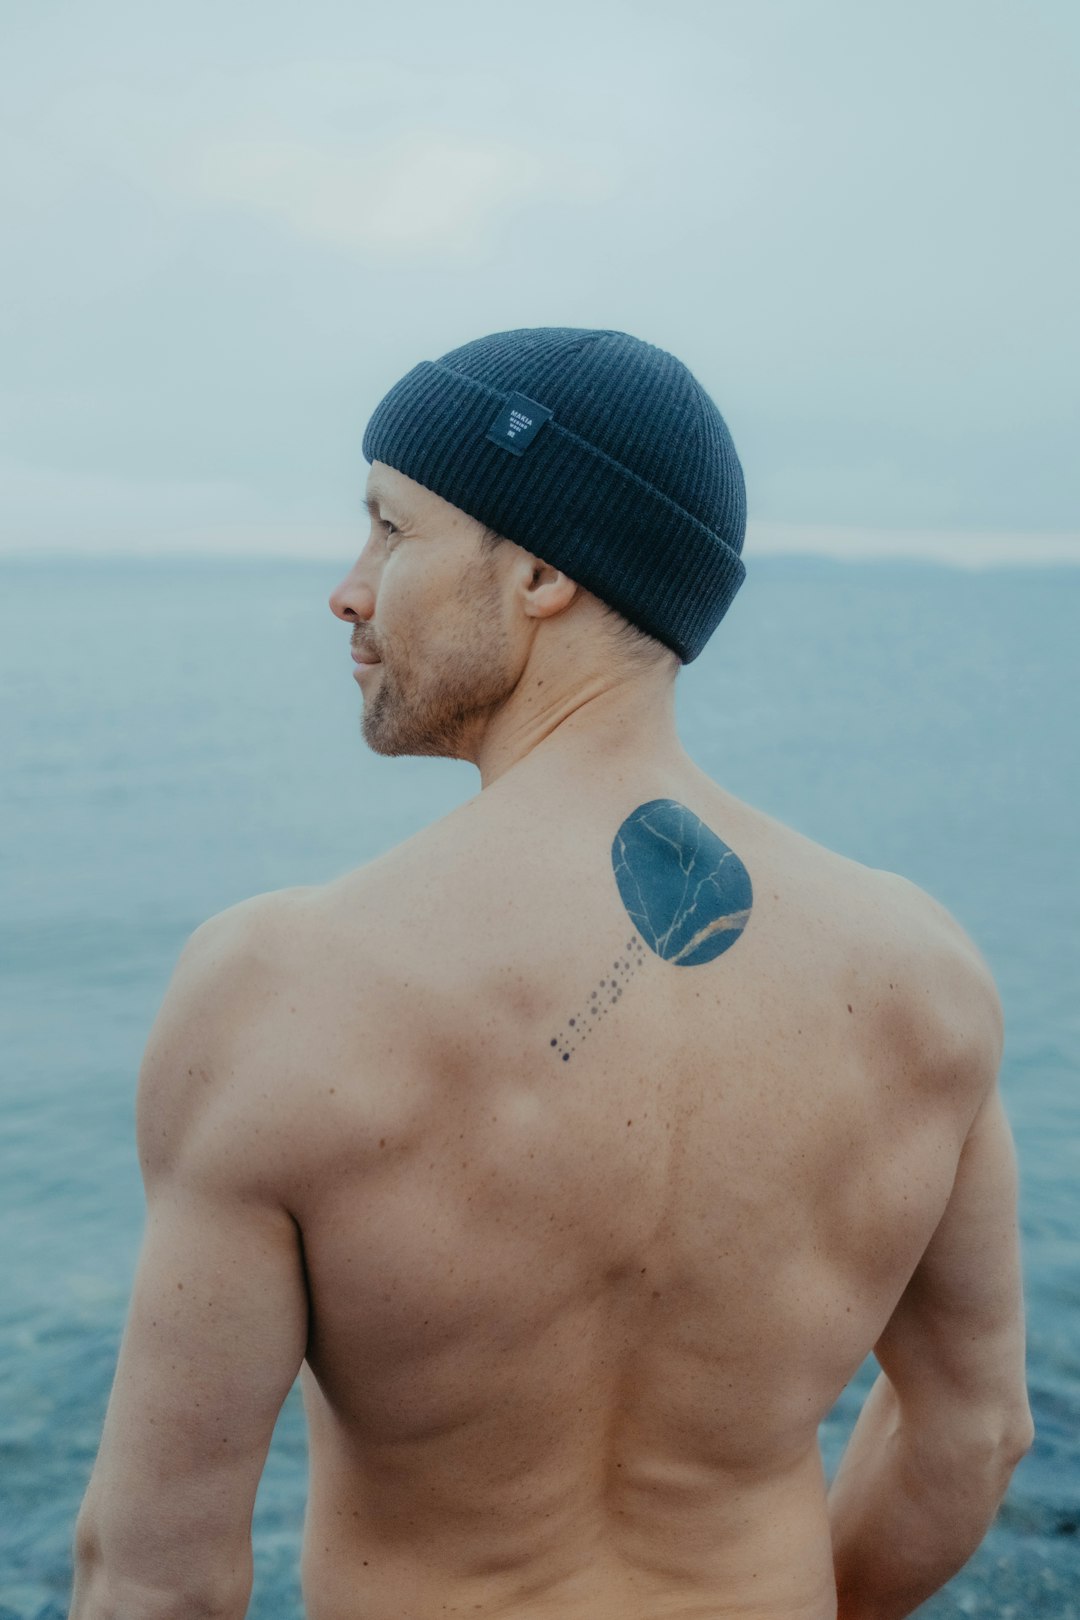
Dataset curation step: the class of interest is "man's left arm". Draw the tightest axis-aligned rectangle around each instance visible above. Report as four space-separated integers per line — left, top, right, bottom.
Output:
70 904 310 1620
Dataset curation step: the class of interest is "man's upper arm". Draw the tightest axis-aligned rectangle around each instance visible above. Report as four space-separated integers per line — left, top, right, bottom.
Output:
74 900 309 1611
873 1049 1033 1452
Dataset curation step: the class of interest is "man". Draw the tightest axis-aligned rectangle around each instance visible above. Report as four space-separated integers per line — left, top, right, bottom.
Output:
70 327 1033 1620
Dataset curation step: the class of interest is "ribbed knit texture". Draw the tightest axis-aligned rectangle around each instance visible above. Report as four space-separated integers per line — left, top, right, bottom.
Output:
362 328 747 662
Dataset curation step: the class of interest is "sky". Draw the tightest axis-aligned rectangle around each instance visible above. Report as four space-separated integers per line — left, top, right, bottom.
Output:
1 0 1077 562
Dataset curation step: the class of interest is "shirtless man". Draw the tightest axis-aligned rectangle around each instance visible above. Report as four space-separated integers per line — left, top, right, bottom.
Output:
70 328 1033 1620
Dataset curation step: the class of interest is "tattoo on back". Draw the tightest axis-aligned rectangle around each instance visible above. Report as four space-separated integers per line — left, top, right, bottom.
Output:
549 799 753 1062
613 799 753 964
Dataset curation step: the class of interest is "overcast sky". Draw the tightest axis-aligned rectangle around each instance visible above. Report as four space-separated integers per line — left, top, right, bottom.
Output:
2 0 1077 560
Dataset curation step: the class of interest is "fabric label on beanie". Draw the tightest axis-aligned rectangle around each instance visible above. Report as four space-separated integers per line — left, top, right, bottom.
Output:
485 392 554 456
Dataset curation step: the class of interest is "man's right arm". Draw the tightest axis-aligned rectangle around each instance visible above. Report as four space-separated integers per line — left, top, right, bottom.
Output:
828 962 1034 1620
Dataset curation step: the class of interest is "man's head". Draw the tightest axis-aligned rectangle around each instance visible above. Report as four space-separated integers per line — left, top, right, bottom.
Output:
330 465 513 758
329 327 746 759
330 461 676 759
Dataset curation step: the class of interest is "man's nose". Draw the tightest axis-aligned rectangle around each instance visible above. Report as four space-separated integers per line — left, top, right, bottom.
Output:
329 558 376 624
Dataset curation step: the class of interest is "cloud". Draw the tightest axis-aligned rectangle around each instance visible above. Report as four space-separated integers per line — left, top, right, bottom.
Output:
180 130 608 262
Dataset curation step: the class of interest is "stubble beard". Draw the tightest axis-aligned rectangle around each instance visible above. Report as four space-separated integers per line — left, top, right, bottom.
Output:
361 557 515 760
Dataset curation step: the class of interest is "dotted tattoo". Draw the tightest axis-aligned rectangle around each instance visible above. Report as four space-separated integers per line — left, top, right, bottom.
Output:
550 935 647 1062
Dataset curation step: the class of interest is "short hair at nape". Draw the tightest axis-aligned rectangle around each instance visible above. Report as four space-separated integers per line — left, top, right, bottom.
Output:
599 601 679 671
476 525 677 671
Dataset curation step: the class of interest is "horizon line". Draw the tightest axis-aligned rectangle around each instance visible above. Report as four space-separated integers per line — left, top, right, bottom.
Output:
1 522 1079 570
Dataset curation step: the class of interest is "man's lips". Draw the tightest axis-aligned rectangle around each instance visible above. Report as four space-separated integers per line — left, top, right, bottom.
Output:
351 647 381 666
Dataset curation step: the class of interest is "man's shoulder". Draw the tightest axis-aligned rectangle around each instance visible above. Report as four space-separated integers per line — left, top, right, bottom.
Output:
853 867 1004 1110
179 805 488 1001
315 798 509 941
734 802 998 1013
862 867 998 1001
184 882 320 960
136 887 323 1176
166 884 324 1031
750 813 1005 1114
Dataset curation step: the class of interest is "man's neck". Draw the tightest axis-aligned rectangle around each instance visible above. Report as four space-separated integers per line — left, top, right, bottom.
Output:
472 667 686 791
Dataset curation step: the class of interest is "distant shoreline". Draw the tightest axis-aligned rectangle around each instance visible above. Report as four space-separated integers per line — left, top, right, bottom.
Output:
3 550 1079 573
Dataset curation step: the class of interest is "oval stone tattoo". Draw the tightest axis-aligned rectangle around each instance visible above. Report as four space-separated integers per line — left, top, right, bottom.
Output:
549 800 753 1062
611 798 753 966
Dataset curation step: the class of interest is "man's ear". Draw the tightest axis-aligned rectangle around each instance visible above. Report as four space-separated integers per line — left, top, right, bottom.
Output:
517 556 579 622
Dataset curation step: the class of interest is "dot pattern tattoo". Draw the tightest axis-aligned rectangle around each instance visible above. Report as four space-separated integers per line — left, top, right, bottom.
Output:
549 799 753 1062
550 936 648 1063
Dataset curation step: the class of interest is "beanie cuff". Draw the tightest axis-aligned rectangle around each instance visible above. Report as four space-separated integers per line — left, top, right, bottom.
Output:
362 360 746 663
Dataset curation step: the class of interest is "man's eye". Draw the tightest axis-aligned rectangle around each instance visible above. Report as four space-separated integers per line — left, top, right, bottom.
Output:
382 519 399 542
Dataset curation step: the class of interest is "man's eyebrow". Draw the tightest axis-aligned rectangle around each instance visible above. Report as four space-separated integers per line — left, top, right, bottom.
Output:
364 484 403 520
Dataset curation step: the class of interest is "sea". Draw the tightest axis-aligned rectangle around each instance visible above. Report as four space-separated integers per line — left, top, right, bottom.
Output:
1 555 1077 1618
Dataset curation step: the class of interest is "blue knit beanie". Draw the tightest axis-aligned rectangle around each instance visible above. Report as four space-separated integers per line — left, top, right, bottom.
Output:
361 327 746 663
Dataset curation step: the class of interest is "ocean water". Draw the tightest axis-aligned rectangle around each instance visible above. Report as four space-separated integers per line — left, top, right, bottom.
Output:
1 555 1077 1618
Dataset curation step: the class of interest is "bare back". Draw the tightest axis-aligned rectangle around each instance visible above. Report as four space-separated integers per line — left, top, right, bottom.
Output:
238 761 992 1620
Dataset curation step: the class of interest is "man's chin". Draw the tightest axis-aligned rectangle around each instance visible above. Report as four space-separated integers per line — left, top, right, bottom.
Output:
361 699 460 760
360 724 402 757
358 663 502 762
361 708 411 757
362 728 463 760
